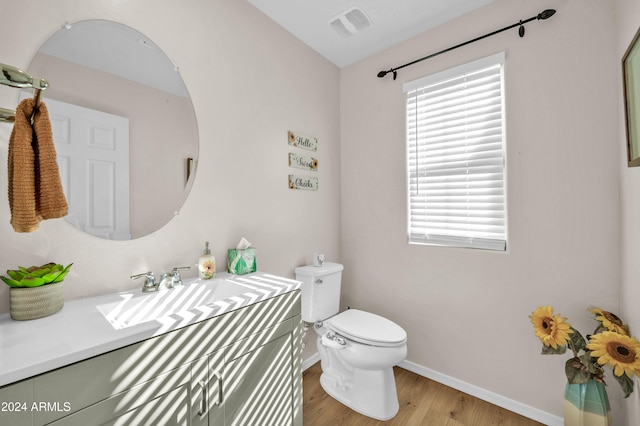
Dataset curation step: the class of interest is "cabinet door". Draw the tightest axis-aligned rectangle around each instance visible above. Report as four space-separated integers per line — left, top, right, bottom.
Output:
224 333 293 426
0 379 33 426
49 358 208 426
49 384 190 426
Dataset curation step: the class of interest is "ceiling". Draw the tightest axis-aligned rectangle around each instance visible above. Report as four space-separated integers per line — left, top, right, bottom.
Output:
37 1 496 96
37 20 189 97
246 0 495 68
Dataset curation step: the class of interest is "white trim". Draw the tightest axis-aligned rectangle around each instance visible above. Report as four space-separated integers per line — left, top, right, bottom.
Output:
397 359 563 426
302 352 321 371
402 51 505 93
302 351 561 425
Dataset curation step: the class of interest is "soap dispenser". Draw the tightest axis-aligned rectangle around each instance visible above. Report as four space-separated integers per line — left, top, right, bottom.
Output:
199 241 215 279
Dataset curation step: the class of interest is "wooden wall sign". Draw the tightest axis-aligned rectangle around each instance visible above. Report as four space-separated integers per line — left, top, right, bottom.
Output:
289 152 318 171
288 131 317 151
289 175 318 191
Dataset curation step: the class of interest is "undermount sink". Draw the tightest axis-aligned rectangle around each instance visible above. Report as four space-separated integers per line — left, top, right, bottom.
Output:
96 278 251 329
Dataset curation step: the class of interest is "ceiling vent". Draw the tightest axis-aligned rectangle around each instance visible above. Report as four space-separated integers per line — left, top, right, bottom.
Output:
329 7 372 37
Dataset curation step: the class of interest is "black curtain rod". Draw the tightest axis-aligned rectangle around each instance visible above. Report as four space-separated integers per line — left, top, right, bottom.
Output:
377 9 557 80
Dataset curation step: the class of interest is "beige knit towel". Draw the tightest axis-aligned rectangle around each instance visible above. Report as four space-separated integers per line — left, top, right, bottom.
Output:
8 98 68 232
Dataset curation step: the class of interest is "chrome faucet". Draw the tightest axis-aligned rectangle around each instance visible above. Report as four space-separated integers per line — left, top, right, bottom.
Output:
130 271 158 292
171 266 191 287
157 272 173 290
131 266 191 292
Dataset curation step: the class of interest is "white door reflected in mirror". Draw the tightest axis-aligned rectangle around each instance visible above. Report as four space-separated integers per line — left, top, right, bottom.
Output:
47 98 130 239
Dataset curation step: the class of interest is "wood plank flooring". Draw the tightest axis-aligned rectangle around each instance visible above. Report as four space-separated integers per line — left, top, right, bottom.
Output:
303 362 543 426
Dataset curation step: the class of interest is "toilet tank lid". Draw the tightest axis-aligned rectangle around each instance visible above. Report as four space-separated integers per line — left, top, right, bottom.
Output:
295 262 343 277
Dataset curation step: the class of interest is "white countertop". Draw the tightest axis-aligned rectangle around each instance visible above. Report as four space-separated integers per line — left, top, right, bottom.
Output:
0 272 300 387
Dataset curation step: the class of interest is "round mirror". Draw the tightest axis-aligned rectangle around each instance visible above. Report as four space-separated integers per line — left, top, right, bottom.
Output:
25 20 198 240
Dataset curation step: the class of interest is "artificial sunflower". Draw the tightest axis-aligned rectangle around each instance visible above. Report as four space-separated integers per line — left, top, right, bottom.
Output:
531 306 639 397
589 306 629 335
529 306 573 349
587 331 640 379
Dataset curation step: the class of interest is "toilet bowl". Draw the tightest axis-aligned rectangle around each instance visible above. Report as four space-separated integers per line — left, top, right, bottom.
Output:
315 309 407 420
295 263 407 421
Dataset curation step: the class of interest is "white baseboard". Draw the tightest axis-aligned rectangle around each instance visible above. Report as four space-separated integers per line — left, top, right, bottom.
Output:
302 352 320 371
398 359 563 426
302 352 561 426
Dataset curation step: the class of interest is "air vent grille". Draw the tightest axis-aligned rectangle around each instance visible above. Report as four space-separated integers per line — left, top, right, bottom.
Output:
329 18 353 37
329 7 372 36
345 8 371 31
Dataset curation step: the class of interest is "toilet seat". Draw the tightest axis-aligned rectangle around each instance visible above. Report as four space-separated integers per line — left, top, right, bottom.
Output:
327 309 407 347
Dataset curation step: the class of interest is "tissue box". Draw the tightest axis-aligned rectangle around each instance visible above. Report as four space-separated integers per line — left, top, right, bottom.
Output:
227 248 257 275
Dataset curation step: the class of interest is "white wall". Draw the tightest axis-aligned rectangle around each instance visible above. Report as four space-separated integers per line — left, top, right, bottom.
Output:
340 0 622 422
617 0 640 423
0 0 340 304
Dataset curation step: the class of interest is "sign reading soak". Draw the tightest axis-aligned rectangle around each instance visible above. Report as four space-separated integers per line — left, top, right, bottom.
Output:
289 152 318 171
289 175 318 191
288 131 317 151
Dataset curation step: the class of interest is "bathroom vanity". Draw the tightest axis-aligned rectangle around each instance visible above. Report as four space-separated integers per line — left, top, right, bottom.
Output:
0 272 302 426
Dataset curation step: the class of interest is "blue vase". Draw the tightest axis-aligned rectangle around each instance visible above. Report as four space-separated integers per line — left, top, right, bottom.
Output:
563 379 611 425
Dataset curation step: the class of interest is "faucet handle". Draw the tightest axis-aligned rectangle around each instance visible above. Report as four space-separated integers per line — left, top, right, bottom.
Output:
131 271 155 282
131 271 156 292
171 266 191 286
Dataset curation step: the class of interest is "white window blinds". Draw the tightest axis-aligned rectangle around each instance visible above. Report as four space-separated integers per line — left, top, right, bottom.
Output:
404 52 506 251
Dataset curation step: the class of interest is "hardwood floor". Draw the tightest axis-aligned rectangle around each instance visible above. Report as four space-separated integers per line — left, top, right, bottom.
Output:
302 363 543 425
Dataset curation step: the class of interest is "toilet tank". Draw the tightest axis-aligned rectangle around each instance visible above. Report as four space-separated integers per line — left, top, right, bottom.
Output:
295 262 343 323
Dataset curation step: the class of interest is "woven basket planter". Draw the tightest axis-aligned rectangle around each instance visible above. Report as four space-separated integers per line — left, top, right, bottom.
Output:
10 281 64 320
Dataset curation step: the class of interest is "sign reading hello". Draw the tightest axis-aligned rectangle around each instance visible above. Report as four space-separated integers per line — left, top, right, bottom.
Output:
288 131 317 152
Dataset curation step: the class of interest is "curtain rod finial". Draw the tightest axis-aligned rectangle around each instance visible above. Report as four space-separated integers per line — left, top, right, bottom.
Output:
537 9 556 20
377 69 398 79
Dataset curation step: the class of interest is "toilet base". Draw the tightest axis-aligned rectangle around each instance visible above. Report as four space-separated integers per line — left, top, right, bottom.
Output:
319 366 400 421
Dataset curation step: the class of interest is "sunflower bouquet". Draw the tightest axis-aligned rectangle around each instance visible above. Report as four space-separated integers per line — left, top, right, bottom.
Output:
530 306 640 398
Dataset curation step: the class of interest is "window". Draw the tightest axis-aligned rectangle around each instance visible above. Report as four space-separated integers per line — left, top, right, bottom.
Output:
404 52 506 251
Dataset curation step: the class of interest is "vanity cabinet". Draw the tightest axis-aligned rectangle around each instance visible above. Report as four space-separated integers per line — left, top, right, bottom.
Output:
0 289 302 426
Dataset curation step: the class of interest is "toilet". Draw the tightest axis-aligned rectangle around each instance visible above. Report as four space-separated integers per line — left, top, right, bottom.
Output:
295 262 407 421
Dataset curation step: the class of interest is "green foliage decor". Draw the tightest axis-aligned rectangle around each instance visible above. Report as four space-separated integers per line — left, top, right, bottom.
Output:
1 262 72 288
